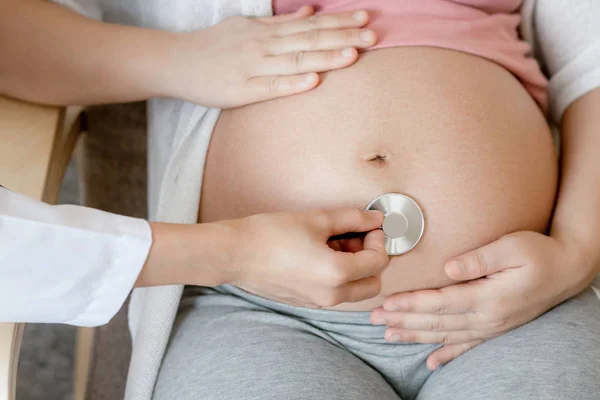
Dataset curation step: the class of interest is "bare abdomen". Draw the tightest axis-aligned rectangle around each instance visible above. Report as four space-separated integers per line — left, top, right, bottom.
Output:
199 47 558 311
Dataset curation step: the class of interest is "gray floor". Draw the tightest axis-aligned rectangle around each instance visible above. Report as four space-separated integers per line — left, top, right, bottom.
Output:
16 161 79 400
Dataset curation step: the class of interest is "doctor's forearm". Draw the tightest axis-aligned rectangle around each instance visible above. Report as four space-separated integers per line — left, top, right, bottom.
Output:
0 0 175 105
550 88 600 280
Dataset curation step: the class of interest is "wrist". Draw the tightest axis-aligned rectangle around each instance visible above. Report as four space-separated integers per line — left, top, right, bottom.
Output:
149 31 206 100
552 228 600 288
207 218 254 286
135 221 237 288
186 220 243 286
127 29 185 99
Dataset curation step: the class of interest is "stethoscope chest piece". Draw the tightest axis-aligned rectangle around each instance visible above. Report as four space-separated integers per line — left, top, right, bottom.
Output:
366 193 424 255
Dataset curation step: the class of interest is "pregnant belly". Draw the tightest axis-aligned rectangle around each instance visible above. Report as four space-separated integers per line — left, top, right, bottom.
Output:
199 47 558 311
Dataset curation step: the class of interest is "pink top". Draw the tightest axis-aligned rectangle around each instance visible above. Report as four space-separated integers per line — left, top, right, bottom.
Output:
273 0 548 111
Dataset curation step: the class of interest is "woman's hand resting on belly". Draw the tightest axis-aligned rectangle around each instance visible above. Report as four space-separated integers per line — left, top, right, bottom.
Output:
374 89 600 370
161 6 377 108
372 231 594 369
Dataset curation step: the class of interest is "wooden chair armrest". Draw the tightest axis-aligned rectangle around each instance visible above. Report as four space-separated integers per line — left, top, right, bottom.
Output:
0 95 83 400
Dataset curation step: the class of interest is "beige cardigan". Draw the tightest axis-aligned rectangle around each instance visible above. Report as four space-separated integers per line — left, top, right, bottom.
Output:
49 0 600 398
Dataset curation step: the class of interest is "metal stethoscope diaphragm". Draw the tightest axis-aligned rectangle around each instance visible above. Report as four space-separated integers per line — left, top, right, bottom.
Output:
365 193 424 255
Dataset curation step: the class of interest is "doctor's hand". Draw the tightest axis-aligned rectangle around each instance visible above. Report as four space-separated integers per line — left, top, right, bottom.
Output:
159 6 377 108
371 231 595 370
223 208 390 308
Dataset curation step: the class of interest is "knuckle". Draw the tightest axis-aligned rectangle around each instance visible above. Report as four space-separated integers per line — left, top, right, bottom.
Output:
388 317 403 328
306 29 322 47
433 298 449 314
488 315 510 333
429 318 444 332
466 250 489 277
345 29 357 44
290 51 305 70
346 207 364 231
265 76 280 93
441 333 452 345
306 15 320 26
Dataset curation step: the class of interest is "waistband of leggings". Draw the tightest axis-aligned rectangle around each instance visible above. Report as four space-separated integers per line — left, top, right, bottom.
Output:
213 284 375 325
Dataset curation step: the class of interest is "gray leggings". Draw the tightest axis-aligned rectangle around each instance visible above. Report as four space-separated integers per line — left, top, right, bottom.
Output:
154 284 600 400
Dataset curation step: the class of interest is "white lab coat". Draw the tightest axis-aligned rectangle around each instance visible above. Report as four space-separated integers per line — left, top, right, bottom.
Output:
0 187 151 326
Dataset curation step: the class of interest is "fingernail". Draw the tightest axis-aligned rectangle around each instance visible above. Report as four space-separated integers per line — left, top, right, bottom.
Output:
383 298 404 311
371 315 387 325
428 362 438 371
386 333 401 342
367 210 383 218
360 30 375 43
446 260 466 278
302 74 316 87
341 47 354 58
353 10 368 21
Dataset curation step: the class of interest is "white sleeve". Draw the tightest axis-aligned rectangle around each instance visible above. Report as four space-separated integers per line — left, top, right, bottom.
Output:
50 0 103 20
531 0 600 124
0 187 152 327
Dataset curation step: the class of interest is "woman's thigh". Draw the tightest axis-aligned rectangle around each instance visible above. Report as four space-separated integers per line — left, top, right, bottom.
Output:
417 287 600 400
153 290 401 400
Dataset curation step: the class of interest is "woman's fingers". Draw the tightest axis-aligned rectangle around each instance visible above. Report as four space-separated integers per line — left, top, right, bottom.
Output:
257 48 357 76
426 341 483 370
259 6 314 24
382 283 478 314
244 72 320 102
268 10 370 35
371 310 474 332
444 233 524 281
384 328 479 344
256 12 376 78
224 10 376 106
266 29 376 54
